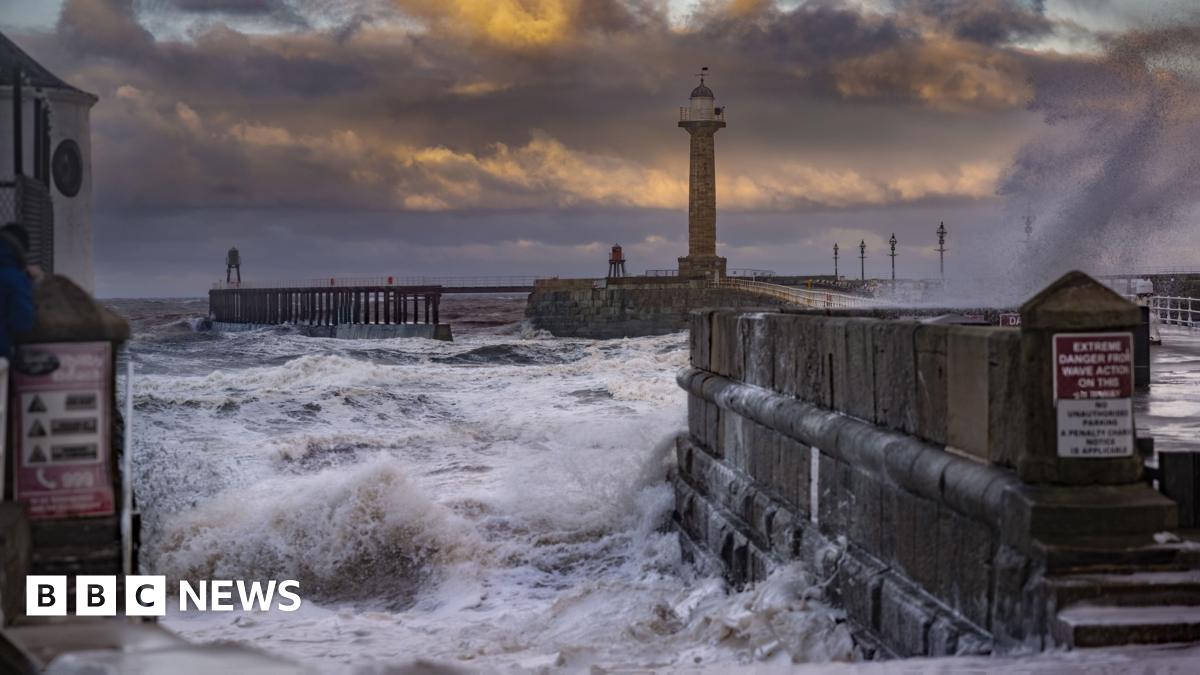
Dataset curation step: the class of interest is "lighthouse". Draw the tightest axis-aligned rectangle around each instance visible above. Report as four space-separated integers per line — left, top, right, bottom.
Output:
677 68 727 280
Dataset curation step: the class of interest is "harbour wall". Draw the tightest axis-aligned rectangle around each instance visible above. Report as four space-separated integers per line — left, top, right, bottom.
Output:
673 272 1187 657
524 278 793 339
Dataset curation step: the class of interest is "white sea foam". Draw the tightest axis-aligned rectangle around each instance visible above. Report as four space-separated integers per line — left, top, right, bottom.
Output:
122 297 855 672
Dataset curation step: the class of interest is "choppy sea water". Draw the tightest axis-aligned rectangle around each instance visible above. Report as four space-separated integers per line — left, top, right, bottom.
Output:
106 295 854 673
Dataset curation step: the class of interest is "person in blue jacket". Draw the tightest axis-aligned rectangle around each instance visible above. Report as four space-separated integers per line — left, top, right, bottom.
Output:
0 223 36 356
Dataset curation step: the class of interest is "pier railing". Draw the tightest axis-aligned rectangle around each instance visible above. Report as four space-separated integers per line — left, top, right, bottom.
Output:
644 268 776 279
709 277 877 309
1150 295 1200 329
212 275 542 291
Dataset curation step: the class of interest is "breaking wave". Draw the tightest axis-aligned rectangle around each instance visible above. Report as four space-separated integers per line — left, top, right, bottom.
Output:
114 295 857 672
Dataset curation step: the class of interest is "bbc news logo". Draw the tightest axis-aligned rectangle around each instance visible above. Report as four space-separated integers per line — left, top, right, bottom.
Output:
27 576 302 616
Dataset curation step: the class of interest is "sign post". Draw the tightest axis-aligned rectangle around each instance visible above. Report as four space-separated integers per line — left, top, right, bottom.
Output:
11 342 114 519
1052 333 1134 459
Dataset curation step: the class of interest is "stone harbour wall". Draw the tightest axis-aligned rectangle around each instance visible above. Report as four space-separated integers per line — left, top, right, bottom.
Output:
524 278 791 339
673 273 1184 657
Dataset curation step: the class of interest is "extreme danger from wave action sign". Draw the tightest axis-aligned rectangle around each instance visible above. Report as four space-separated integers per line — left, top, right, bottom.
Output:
1052 332 1134 459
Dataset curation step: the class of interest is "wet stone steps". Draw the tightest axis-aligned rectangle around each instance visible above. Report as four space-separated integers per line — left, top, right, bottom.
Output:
1054 604 1200 648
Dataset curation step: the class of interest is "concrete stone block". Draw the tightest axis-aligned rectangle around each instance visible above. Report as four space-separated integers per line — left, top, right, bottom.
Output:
691 309 713 370
817 454 843 535
836 554 883 632
688 394 703 444
780 436 810 514
989 543 1039 649
880 578 933 657
891 489 941 594
792 315 825 404
1002 483 1178 543
705 401 720 453
770 314 798 397
676 435 693 480
750 423 779 487
987 329 1023 469
936 506 993 630
946 327 992 462
928 616 960 656
820 318 848 410
843 318 876 421
744 314 776 389
848 467 882 558
712 310 739 379
878 483 899 565
915 325 948 445
872 321 919 435
722 409 744 467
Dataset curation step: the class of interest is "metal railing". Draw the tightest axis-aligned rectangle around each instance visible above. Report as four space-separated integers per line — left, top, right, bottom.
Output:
709 278 878 309
644 268 776 278
1150 296 1200 329
212 275 546 290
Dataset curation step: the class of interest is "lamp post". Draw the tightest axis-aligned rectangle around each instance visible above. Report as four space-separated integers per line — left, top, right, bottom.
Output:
936 221 947 281
833 243 839 279
888 233 897 282
858 239 866 281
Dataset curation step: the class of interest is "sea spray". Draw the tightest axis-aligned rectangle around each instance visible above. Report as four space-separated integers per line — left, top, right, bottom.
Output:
153 459 484 606
1000 23 1200 294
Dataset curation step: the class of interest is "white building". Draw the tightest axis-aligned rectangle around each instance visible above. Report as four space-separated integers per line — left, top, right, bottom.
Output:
0 31 96 292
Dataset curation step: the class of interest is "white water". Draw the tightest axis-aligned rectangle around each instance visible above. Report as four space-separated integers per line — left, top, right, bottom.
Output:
117 298 854 672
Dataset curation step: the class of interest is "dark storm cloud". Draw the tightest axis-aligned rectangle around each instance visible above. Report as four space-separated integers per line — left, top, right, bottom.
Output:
10 0 1178 295
897 0 1052 45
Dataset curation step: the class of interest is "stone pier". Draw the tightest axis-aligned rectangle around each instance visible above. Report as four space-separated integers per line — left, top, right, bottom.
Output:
674 271 1200 656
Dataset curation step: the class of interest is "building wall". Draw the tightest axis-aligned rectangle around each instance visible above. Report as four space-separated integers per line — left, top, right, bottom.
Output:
0 88 95 292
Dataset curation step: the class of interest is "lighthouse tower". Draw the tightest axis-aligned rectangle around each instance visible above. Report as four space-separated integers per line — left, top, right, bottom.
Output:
677 68 727 280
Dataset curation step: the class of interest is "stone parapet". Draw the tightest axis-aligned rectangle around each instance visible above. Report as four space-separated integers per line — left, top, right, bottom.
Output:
674 272 1194 656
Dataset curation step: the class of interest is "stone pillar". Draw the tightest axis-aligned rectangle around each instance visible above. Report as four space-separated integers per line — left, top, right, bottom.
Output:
678 119 727 279
1017 271 1144 484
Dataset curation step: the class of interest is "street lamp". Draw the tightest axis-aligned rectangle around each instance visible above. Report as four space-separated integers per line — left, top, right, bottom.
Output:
858 239 866 281
833 242 839 279
888 233 897 282
936 221 947 280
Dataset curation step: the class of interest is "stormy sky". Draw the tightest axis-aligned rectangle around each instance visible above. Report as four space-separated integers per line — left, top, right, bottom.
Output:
5 0 1200 297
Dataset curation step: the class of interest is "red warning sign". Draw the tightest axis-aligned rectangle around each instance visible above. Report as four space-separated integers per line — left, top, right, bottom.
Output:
11 342 114 519
1052 333 1134 458
1053 333 1133 400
